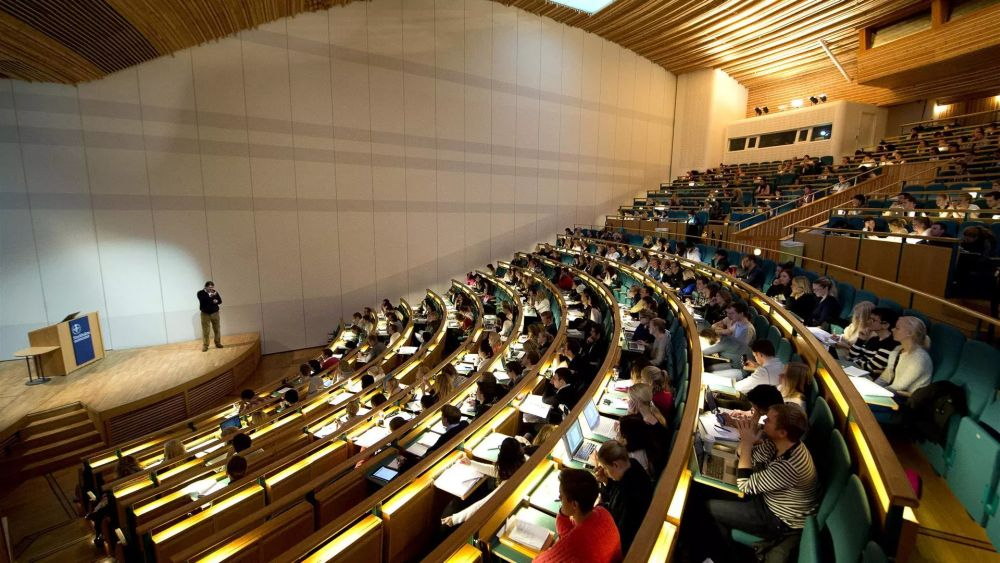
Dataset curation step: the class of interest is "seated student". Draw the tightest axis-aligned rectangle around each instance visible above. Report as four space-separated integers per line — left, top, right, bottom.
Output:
369 393 388 408
703 288 732 326
560 340 591 377
237 389 265 425
832 301 874 351
703 302 756 368
471 380 501 417
279 389 299 411
647 318 671 370
846 307 899 377
226 454 248 481
711 249 731 272
720 384 784 427
778 362 810 410
765 269 792 301
639 366 673 421
705 404 819 561
540 310 557 337
387 322 403 345
534 469 622 563
878 316 933 397
730 340 785 394
162 439 187 463
738 255 766 289
441 438 527 527
426 405 469 455
595 440 654 553
617 415 656 476
320 348 341 371
359 333 387 363
806 277 841 328
786 276 817 321
360 374 376 389
519 407 564 455
622 383 670 472
543 368 580 411
630 309 656 344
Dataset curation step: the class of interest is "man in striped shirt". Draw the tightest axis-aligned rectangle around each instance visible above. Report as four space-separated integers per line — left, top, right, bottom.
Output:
706 404 819 561
848 307 900 377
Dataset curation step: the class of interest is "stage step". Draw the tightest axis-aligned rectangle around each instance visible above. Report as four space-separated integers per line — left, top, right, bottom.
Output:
19 419 96 449
24 401 86 422
18 431 103 465
22 408 90 435
19 443 106 478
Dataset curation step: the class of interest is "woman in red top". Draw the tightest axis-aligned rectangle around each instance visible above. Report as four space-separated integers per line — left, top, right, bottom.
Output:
534 469 622 563
640 366 673 421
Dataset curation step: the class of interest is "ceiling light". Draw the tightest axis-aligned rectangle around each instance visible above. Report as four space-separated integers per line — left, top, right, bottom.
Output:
790 99 804 108
549 0 616 14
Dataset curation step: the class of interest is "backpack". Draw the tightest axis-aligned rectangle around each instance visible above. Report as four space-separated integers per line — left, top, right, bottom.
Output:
906 380 967 445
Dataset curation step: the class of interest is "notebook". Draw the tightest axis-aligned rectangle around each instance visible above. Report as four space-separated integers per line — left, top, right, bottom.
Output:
433 462 485 499
504 517 553 552
519 394 553 419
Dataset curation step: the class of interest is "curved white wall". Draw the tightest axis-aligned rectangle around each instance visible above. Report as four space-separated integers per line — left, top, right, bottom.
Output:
0 0 676 356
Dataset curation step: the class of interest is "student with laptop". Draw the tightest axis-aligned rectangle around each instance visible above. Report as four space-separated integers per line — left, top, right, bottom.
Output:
534 469 622 563
704 404 819 562
594 440 654 553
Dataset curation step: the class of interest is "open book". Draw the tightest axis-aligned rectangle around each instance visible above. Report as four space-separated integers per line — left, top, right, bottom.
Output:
503 516 554 552
433 462 484 499
519 394 552 419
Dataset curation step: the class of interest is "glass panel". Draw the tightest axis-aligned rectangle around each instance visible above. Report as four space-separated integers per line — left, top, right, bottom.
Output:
758 130 798 148
811 124 833 140
728 138 746 151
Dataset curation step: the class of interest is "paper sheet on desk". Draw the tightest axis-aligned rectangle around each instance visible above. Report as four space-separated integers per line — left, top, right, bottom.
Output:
397 346 418 355
613 379 635 392
434 462 484 499
700 413 739 441
352 426 390 448
604 397 629 411
848 376 895 398
519 394 552 419
843 365 870 378
702 373 736 390
807 327 836 345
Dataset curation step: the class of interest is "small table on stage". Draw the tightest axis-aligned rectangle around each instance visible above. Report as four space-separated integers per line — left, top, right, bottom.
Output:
13 346 60 386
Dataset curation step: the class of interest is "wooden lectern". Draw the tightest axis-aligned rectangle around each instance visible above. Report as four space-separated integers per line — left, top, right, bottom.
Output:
27 311 105 376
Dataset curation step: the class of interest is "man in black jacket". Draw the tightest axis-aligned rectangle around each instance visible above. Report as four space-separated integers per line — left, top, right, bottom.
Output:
197 281 223 352
595 440 653 552
543 368 579 411
426 405 468 455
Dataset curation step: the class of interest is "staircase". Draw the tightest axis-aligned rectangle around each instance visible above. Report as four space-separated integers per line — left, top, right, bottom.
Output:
1 402 105 481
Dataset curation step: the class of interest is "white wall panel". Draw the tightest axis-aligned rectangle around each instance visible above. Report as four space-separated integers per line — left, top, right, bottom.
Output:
0 80 49 356
0 0 676 357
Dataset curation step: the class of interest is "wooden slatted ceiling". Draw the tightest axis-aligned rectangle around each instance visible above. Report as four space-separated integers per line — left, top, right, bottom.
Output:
0 0 917 84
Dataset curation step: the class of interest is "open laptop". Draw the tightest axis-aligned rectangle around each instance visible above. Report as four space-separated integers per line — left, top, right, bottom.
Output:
582 400 617 439
562 420 600 466
219 415 242 432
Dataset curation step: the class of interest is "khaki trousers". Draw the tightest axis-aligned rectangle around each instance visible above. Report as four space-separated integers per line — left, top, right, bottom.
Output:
201 312 221 348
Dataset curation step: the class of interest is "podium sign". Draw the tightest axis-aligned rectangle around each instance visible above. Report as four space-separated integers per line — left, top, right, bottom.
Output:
69 316 96 365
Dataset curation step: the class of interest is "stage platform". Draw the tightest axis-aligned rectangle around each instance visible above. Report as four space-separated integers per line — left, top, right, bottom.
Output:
0 333 261 444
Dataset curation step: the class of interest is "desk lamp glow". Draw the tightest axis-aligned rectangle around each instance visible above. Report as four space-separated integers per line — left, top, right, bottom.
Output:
550 0 615 14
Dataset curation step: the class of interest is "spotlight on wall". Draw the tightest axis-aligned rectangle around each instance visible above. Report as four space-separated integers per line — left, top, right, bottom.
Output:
754 107 763 116
762 106 769 114
809 96 819 105
790 99 804 108
753 248 762 256
819 94 827 103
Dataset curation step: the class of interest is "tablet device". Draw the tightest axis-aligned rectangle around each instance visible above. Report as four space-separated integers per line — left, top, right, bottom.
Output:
373 467 398 481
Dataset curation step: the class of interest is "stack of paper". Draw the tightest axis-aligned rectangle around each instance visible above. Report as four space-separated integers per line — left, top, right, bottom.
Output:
397 346 418 355
433 462 485 499
612 379 635 392
843 365 871 378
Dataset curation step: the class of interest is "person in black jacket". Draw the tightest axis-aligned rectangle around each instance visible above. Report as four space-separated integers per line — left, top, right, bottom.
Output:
197 281 223 352
738 256 766 289
426 405 468 455
543 368 579 411
807 277 841 328
595 440 654 553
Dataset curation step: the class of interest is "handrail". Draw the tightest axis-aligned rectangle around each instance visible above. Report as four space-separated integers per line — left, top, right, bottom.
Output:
898 108 1000 135
562 235 919 554
570 227 1000 335
788 207 998 233
790 225 962 244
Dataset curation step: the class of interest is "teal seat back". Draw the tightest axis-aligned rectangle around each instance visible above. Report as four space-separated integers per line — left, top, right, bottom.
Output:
777 339 793 364
766 325 781 350
980 399 1000 436
797 516 820 563
929 323 965 381
826 476 872 563
854 290 878 309
753 316 770 342
815 430 852 526
952 340 1000 419
877 298 901 313
861 541 888 563
805 397 834 455
837 283 856 320
946 417 1000 524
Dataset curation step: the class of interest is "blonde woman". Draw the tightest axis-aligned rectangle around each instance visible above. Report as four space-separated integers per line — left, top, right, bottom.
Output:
879 317 933 397
639 366 674 421
626 383 668 428
162 439 187 462
779 362 810 410
787 276 817 321
834 301 875 349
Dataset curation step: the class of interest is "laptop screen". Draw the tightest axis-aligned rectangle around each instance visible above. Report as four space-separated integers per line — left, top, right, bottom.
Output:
219 416 241 432
563 420 584 454
583 400 600 430
704 390 718 413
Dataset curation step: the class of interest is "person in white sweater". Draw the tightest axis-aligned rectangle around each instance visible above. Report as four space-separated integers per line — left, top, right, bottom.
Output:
877 316 933 397
441 438 527 527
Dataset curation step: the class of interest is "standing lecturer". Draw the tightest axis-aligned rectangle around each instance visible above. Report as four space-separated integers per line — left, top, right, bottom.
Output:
198 281 223 352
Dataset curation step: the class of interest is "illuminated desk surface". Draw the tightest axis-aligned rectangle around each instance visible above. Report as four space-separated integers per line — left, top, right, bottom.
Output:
492 505 556 563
